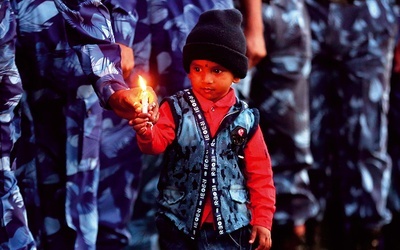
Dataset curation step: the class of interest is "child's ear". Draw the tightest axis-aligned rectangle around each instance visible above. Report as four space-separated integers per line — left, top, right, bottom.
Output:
232 77 240 83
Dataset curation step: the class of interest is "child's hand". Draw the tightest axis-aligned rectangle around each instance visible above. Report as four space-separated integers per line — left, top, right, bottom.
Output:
130 112 153 135
249 225 272 250
147 101 159 124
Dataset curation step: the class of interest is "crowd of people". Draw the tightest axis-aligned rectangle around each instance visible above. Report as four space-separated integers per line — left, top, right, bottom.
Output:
1 0 400 250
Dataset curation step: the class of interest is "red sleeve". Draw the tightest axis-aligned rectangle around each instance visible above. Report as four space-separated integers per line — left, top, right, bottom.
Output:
243 126 276 230
136 102 176 154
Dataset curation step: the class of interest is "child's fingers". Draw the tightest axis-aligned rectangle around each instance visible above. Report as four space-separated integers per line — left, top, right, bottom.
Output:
138 126 147 135
132 122 148 135
249 227 257 244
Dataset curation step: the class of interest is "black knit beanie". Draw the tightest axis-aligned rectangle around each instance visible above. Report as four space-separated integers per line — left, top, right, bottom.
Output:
183 8 248 79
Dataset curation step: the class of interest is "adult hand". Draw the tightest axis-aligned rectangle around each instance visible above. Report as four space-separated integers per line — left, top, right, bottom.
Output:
244 28 266 68
118 43 135 80
249 225 272 250
240 0 267 68
108 86 159 122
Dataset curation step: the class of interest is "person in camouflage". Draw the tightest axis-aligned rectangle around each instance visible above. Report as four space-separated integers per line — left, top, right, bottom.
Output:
236 0 319 248
385 7 400 249
305 0 398 248
11 0 157 249
0 0 36 249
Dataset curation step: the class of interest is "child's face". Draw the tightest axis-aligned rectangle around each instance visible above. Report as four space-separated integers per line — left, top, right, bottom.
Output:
188 60 240 102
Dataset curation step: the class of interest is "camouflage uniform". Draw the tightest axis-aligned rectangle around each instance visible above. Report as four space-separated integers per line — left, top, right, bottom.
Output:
305 0 397 248
0 0 36 249
386 6 400 249
238 0 318 242
12 0 138 249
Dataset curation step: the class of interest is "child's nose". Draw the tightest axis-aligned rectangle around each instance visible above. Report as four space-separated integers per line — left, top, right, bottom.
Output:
203 72 213 83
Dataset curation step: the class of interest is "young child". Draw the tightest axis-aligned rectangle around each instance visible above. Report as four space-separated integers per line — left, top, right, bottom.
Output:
131 8 276 250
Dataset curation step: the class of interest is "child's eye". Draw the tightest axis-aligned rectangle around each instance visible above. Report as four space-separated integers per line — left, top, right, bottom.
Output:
213 68 222 74
193 66 201 72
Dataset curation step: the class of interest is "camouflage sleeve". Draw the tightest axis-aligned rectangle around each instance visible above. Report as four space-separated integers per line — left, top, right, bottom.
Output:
0 0 22 170
103 0 138 46
53 0 129 108
0 4 36 244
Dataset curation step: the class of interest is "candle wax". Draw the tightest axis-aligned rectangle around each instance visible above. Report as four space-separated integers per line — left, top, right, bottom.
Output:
142 90 149 113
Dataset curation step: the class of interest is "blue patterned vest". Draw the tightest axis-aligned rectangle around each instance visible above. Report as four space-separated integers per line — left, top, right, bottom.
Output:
157 89 260 239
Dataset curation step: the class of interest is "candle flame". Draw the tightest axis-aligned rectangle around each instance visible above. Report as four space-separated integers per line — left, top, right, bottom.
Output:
138 75 146 91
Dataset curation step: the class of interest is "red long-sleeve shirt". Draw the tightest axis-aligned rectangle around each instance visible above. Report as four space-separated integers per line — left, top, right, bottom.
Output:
136 88 276 230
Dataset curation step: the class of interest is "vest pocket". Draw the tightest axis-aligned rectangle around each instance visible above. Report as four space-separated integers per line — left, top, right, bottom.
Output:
162 186 185 204
229 184 249 203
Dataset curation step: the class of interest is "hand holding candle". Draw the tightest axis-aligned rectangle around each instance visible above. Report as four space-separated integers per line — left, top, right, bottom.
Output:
108 78 159 122
135 75 156 132
138 75 149 113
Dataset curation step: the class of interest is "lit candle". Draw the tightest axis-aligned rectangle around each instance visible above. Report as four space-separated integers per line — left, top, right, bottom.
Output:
138 75 148 113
